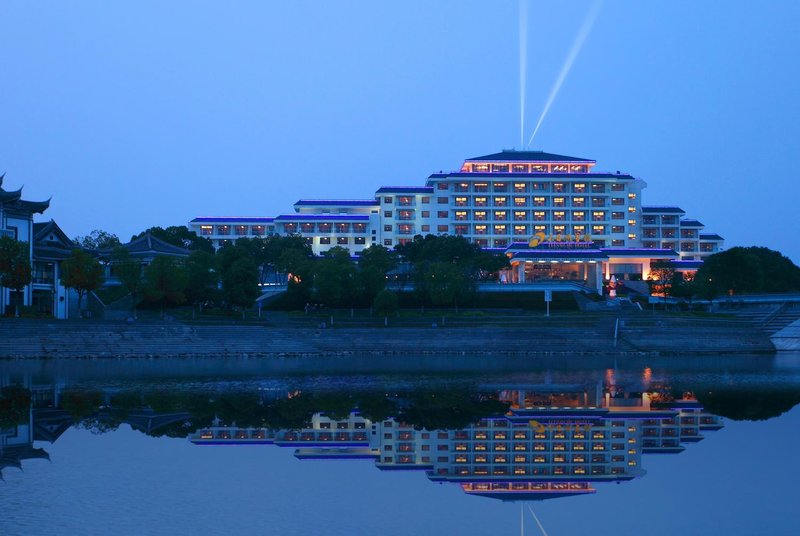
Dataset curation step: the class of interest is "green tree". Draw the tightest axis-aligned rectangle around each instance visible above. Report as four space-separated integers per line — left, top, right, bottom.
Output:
111 247 143 317
143 256 188 311
312 247 357 308
695 246 800 295
373 288 398 325
0 237 32 316
61 249 105 313
356 245 398 304
74 229 121 250
647 261 676 303
221 256 260 308
422 261 475 310
184 250 219 306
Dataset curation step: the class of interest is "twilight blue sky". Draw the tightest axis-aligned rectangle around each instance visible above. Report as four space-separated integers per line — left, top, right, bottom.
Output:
2 1 799 261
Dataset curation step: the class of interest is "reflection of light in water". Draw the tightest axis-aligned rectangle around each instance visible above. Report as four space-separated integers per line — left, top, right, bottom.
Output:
519 0 528 149
643 367 652 387
527 0 604 148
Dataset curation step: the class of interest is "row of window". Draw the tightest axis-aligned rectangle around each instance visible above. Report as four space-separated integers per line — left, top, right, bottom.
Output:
642 215 680 225
199 224 274 236
452 196 633 208
454 210 622 222
457 224 632 237
281 222 368 234
448 181 630 194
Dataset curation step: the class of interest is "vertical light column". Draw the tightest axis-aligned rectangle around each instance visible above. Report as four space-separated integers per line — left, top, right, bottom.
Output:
518 262 526 283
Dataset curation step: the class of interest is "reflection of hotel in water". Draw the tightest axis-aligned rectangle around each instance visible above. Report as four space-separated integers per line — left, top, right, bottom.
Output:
190 385 723 501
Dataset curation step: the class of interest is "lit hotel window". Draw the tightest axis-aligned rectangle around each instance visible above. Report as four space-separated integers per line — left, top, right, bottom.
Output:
573 183 586 193
628 206 637 213
514 225 527 235
353 223 366 233
320 237 331 245
514 197 527 207
628 193 637 199
455 183 469 192
455 211 468 221
592 225 606 235
491 165 509 173
337 237 349 245
475 197 487 207
493 197 507 207
628 233 637 240
475 225 487 235
494 224 507 235
474 211 487 221
251 225 265 236
494 211 507 221
217 225 230 235
592 211 606 221
398 196 413 206
514 211 527 220
553 197 565 207
532 165 548 173
534 225 548 233
474 182 488 192
473 164 489 172
533 196 546 206
398 211 413 220
553 225 566 234
336 223 350 233
554 211 566 221
493 182 508 192
572 197 585 207
533 211 546 221
573 211 585 221
301 223 314 233
553 183 565 193
200 225 212 236
573 225 586 234
514 182 527 192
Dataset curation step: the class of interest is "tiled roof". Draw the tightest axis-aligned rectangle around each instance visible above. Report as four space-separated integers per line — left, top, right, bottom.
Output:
121 233 191 257
679 219 704 227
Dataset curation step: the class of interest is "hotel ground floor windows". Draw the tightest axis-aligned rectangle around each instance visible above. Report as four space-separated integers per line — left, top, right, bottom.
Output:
609 263 643 281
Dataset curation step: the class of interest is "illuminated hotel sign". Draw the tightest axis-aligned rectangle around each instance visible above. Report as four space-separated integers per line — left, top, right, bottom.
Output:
528 232 593 248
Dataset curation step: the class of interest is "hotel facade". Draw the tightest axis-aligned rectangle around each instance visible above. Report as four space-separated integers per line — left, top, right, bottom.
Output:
189 151 724 292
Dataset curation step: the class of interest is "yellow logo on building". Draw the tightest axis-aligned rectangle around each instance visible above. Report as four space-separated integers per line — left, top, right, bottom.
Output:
528 232 593 248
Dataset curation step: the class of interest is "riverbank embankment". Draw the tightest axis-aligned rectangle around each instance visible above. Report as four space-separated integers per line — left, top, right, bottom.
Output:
0 315 775 358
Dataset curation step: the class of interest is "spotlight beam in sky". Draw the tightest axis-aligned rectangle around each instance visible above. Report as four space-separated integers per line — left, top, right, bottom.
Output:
526 0 603 149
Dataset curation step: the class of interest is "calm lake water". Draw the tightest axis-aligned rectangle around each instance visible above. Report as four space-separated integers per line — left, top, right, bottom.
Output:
2 354 800 536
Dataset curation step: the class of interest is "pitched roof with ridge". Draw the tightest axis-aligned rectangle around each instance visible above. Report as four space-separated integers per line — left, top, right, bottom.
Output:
0 174 50 213
120 232 191 257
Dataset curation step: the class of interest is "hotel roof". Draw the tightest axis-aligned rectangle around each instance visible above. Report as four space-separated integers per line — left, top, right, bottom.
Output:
375 186 434 194
700 233 724 240
294 199 378 206
465 150 594 163
191 217 275 223
642 206 685 214
680 219 704 227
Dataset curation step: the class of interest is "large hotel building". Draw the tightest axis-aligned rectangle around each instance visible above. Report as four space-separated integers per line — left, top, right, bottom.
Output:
189 150 724 290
